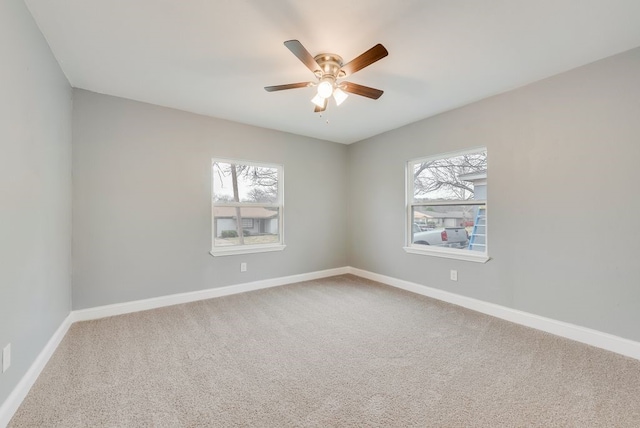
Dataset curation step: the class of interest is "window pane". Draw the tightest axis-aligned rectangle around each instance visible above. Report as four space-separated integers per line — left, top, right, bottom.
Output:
213 162 279 203
213 206 280 247
413 151 486 202
411 205 486 252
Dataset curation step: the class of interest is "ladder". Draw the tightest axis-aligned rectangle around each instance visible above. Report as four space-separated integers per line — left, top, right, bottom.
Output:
468 206 486 251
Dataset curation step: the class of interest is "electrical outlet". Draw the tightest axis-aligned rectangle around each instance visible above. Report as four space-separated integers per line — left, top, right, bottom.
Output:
2 343 10 373
240 262 247 272
450 270 458 281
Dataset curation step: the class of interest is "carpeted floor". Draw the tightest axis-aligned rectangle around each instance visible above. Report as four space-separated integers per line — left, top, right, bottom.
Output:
9 275 640 427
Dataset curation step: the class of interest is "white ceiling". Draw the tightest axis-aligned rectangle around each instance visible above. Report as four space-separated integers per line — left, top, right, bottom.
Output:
24 0 640 144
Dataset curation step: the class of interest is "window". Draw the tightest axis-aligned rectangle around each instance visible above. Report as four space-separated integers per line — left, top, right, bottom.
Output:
211 159 285 256
404 148 488 263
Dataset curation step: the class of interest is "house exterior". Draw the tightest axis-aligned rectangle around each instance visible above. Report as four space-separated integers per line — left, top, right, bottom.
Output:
458 170 487 200
414 210 468 228
458 170 488 250
212 206 278 237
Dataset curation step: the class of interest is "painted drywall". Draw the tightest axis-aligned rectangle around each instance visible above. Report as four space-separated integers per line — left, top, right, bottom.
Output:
0 0 72 407
72 89 348 309
347 47 640 342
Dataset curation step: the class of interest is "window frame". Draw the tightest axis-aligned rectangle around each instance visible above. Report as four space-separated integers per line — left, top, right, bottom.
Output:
210 158 285 257
403 147 489 263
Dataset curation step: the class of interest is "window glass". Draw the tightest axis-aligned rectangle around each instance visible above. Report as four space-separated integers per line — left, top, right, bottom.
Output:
406 148 488 261
211 159 284 256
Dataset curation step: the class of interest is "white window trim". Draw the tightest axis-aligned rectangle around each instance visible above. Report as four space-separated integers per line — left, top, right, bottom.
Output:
404 147 489 263
403 245 490 263
210 158 285 257
210 244 286 257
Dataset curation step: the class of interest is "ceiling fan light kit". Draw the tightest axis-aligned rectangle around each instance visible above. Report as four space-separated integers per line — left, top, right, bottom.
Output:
316 76 335 98
332 87 348 106
311 93 326 108
265 40 388 113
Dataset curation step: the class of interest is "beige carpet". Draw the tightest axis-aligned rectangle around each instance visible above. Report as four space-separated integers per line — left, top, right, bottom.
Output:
9 275 640 427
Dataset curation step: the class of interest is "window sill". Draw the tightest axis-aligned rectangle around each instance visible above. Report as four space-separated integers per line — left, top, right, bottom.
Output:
210 244 286 257
403 246 490 263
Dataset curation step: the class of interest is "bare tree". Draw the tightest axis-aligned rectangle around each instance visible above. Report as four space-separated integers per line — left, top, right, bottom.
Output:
213 163 278 203
414 152 486 201
230 164 244 244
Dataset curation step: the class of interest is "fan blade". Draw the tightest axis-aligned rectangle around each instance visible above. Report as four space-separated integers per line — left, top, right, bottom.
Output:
341 44 388 77
314 98 328 113
341 82 384 99
284 40 321 74
264 82 311 92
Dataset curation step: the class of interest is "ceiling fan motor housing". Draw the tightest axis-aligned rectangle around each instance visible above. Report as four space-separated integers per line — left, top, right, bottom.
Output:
313 53 346 79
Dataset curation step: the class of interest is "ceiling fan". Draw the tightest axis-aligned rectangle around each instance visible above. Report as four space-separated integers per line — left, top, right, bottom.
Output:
264 40 388 113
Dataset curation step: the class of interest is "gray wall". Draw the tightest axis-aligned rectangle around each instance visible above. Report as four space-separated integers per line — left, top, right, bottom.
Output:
3 6 639 410
348 47 640 342
72 90 348 309
0 0 72 406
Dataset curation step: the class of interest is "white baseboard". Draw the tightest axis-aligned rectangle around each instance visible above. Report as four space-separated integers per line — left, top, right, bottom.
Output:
0 314 73 428
347 267 640 361
71 266 350 322
0 266 348 426
4 265 639 427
